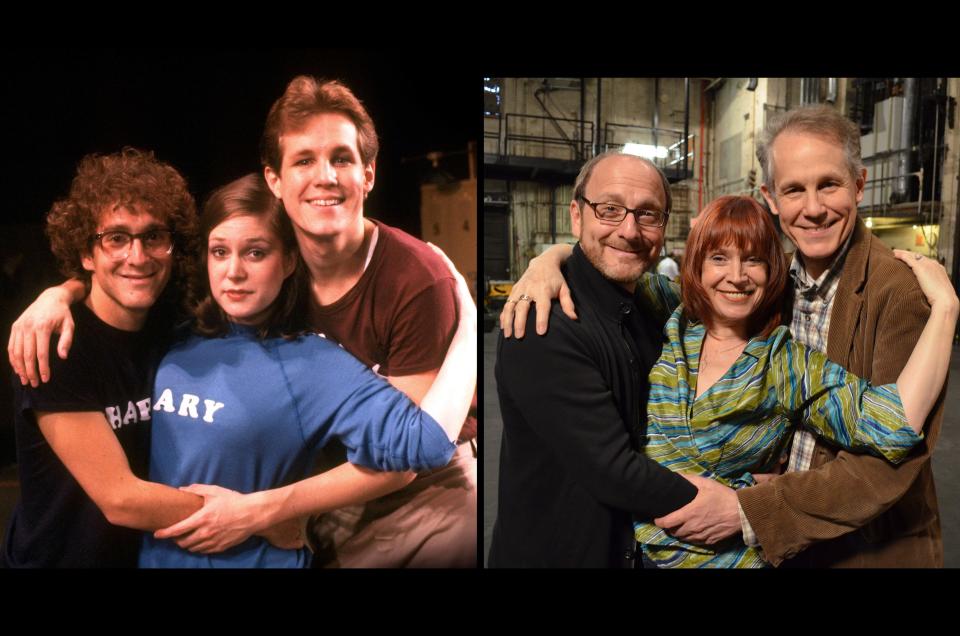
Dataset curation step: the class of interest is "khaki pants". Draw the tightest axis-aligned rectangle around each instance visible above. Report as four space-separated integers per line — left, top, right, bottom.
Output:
308 442 477 568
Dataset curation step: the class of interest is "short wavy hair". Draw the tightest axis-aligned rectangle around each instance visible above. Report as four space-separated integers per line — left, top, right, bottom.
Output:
45 147 199 302
681 195 788 338
191 173 309 340
756 104 864 192
260 76 379 173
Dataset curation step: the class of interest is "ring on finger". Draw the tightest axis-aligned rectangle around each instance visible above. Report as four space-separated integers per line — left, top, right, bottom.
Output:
518 294 533 302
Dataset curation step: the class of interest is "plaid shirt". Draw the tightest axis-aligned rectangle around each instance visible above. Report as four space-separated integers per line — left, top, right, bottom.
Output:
740 232 855 548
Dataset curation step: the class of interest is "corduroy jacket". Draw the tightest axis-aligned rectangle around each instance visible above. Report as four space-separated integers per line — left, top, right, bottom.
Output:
738 219 944 567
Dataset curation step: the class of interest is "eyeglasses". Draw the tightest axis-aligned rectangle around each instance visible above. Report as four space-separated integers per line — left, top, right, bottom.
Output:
580 197 668 228
91 229 175 260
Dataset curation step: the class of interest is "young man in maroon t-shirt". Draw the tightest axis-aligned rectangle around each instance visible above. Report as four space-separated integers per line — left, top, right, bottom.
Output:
260 76 476 567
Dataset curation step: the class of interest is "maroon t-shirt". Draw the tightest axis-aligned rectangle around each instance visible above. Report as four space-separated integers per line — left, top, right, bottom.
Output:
308 220 458 378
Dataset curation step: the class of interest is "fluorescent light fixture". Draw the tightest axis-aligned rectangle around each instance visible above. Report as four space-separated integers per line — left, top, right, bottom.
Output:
622 143 668 159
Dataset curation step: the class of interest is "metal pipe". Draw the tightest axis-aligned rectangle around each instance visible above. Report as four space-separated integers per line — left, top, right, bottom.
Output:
934 93 941 205
931 89 942 249
704 78 725 93
896 78 918 201
916 166 924 217
653 78 660 153
580 77 586 161
504 113 509 156
801 77 820 105
507 179 516 279
827 78 838 103
534 85 576 157
684 77 690 179
699 80 706 212
549 185 556 244
594 78 602 157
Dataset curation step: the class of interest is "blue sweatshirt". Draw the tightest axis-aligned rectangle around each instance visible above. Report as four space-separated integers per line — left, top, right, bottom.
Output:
139 325 454 568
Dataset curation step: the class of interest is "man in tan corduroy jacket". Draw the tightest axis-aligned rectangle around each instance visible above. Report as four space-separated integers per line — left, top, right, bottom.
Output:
664 105 944 567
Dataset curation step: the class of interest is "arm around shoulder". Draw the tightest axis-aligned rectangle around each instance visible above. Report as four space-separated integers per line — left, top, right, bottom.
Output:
416 244 477 443
500 243 577 338
8 278 86 386
739 257 954 565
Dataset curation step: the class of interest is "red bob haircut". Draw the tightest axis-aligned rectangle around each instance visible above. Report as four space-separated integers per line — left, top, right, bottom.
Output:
680 195 788 338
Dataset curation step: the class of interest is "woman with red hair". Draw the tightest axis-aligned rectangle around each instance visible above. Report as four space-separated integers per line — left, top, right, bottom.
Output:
504 194 957 567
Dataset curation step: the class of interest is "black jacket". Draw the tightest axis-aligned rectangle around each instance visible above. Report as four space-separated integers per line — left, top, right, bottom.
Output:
489 244 697 568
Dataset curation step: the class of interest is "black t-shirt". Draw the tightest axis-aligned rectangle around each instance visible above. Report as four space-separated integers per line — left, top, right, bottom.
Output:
2 301 171 568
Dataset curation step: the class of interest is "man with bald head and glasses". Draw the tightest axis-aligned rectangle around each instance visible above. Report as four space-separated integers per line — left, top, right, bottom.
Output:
488 151 700 567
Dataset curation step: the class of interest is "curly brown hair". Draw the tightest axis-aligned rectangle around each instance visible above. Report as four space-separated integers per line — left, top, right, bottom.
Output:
46 147 200 305
260 76 379 172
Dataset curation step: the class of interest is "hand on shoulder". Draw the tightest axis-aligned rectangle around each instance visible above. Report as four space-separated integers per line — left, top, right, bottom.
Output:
892 250 959 314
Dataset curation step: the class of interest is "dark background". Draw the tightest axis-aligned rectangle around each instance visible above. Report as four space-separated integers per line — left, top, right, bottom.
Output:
2 48 475 229
0 49 476 464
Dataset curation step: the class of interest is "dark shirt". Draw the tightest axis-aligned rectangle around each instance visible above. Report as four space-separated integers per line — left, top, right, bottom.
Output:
489 244 697 568
307 220 457 376
3 302 169 568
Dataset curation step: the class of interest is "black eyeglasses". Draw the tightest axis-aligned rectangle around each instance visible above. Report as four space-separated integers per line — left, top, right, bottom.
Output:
579 197 668 228
91 229 175 260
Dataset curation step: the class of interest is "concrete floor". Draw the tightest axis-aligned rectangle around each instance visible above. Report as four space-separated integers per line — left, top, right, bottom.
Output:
483 330 960 568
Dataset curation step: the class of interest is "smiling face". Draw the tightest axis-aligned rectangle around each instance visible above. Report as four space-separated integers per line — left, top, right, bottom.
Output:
700 244 768 332
760 130 865 279
263 112 375 244
569 155 666 291
207 214 296 325
81 204 173 331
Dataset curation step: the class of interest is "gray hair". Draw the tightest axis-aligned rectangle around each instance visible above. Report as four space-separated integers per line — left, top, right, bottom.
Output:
756 105 864 192
572 150 672 215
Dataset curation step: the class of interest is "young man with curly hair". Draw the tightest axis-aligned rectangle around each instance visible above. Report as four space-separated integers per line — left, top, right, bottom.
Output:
1 148 208 567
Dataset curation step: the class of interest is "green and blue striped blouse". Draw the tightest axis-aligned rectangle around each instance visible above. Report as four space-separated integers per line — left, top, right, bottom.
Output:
632 275 923 568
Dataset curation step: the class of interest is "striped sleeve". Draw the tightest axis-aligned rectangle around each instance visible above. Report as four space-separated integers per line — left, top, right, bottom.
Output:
773 337 922 464
637 273 681 325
